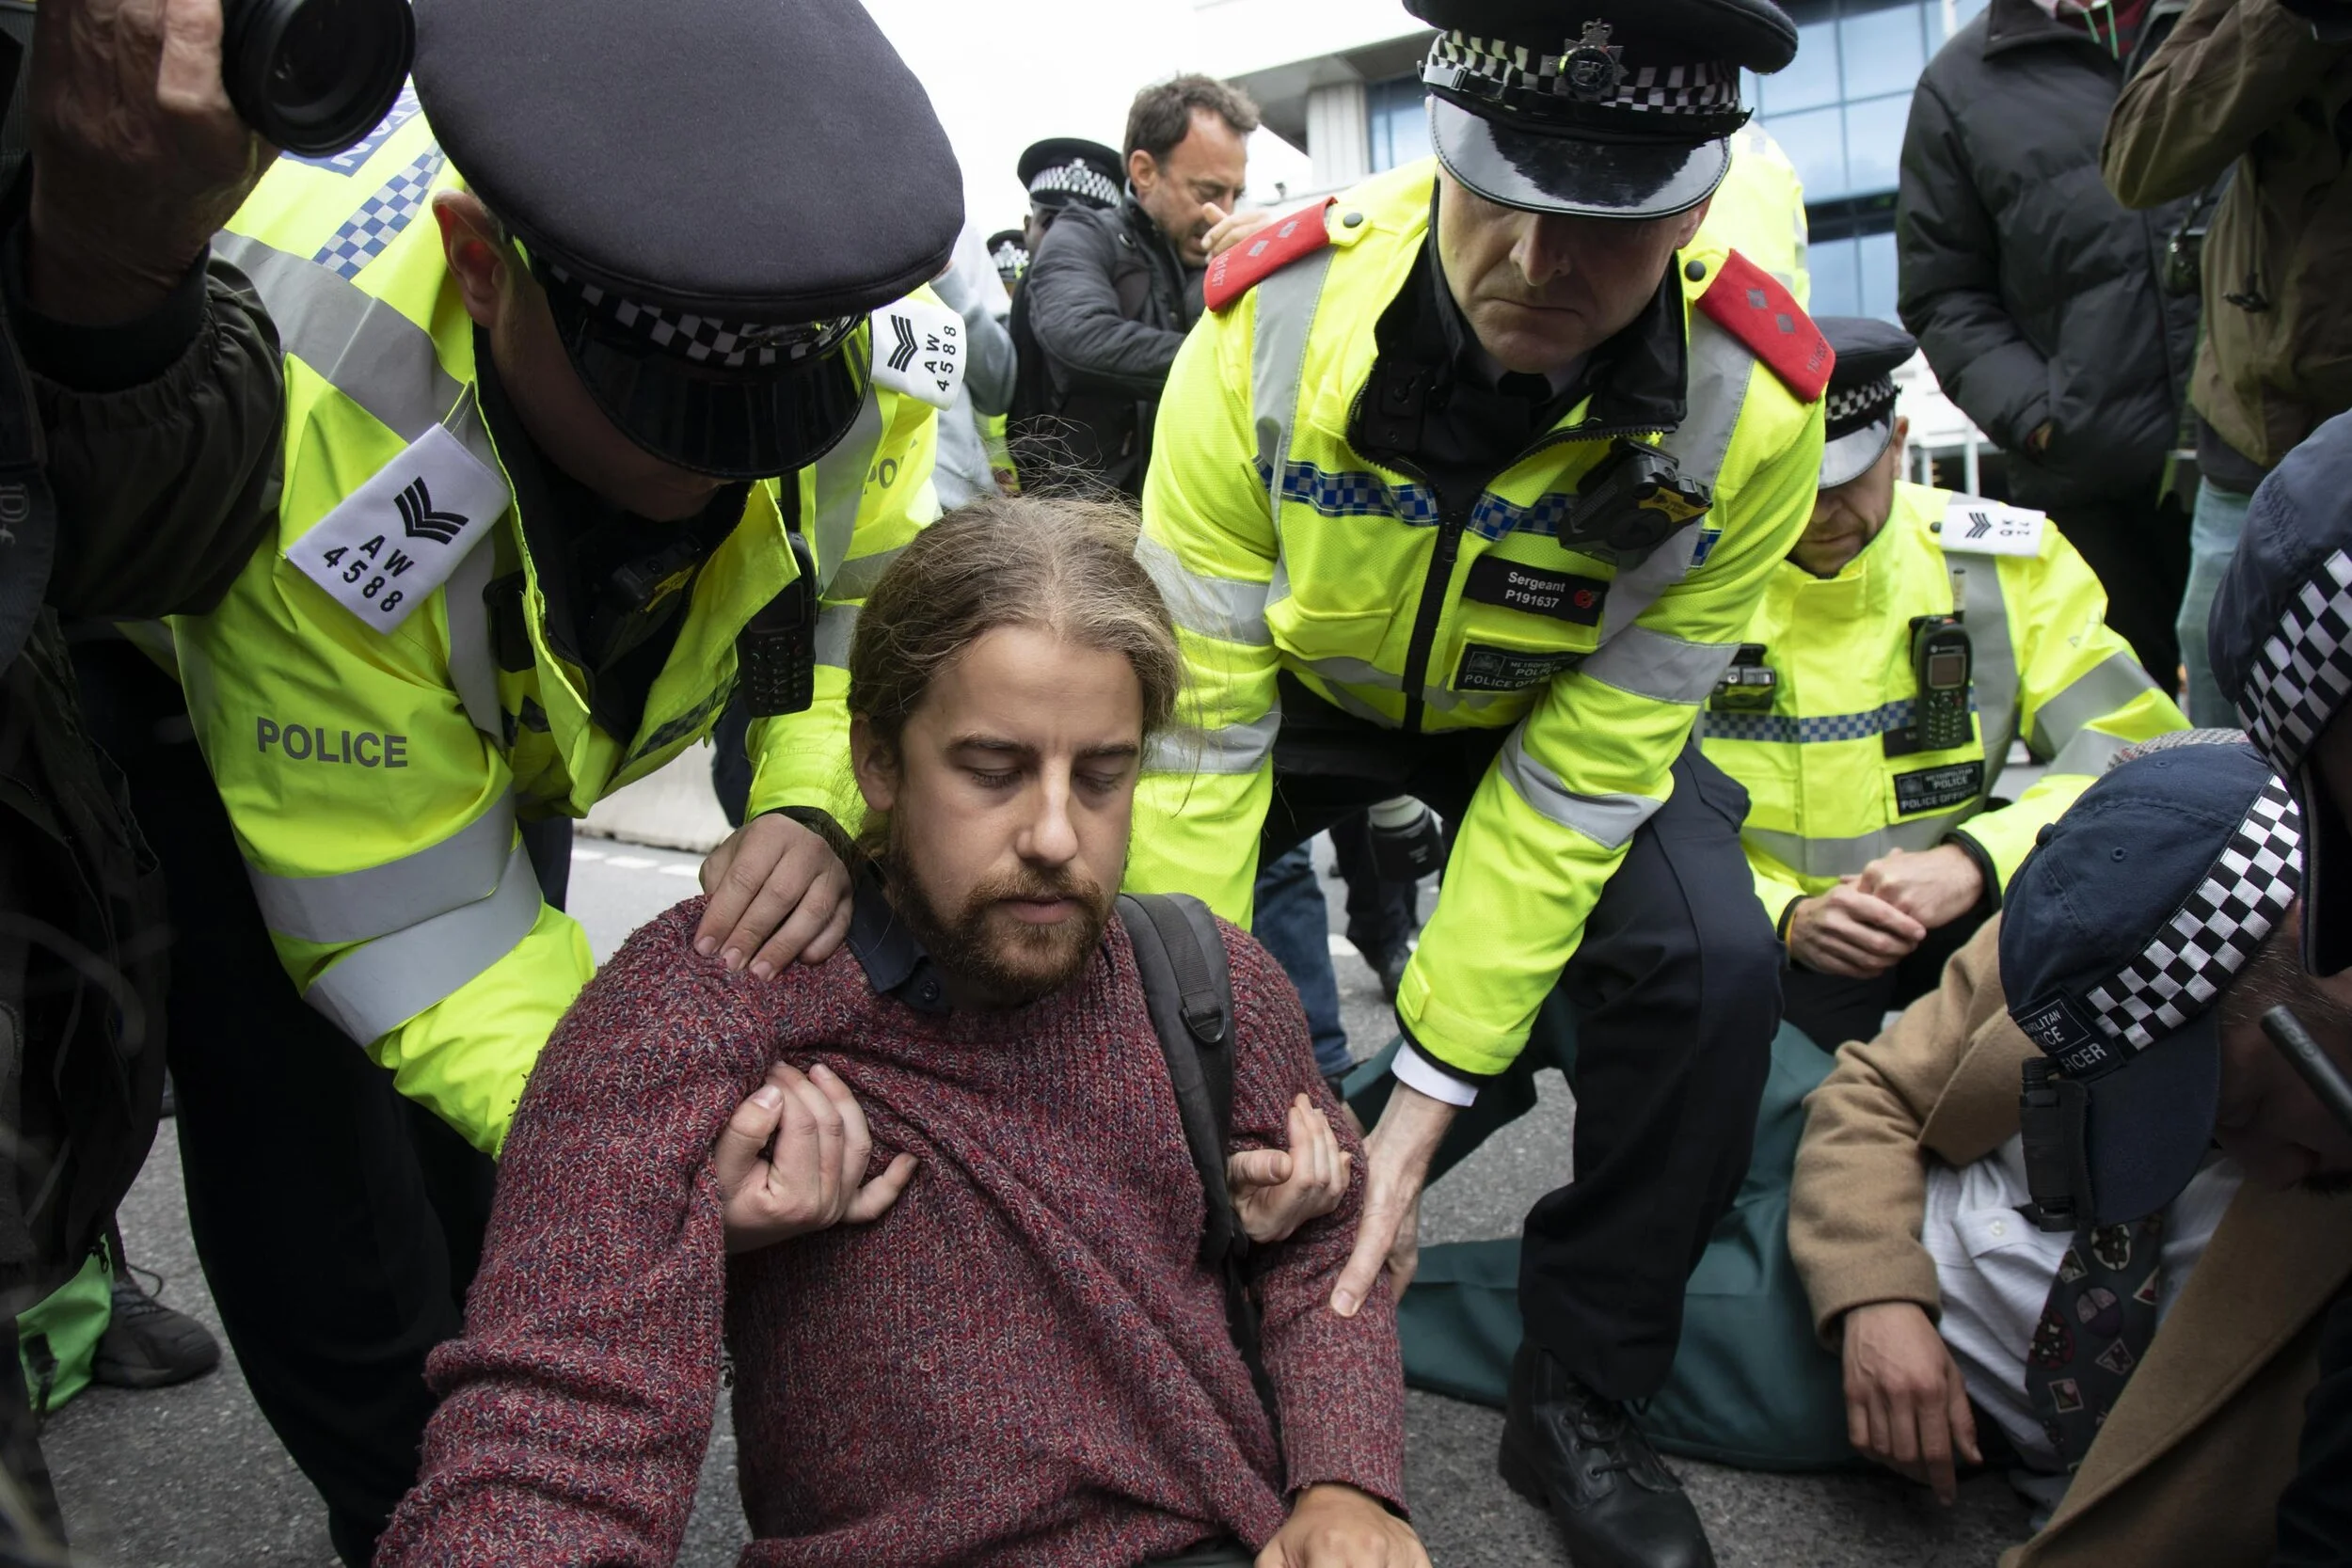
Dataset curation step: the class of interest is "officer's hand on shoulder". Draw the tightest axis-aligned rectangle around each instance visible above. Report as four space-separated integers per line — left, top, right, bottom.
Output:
1853 846 1983 933
29 0 275 324
715 1060 917 1254
696 812 855 978
1228 1094 1354 1245
1787 881 1926 977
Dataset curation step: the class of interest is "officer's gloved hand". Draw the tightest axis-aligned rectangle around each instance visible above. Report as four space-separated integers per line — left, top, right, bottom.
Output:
715 1059 917 1254
694 812 855 978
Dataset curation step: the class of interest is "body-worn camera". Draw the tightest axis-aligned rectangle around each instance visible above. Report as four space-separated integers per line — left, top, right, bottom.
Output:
1708 642 1775 712
1559 440 1712 557
222 0 416 156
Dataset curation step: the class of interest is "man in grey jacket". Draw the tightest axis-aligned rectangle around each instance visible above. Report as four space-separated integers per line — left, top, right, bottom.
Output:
1899 0 2200 688
1011 74 1258 500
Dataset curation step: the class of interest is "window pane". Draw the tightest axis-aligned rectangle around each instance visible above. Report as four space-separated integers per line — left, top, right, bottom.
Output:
1839 3 1926 99
1811 236 1862 318
1765 105 1847 199
1859 230 1900 321
1763 17 1843 114
1843 93 1912 194
1948 0 1990 35
1365 78 1432 173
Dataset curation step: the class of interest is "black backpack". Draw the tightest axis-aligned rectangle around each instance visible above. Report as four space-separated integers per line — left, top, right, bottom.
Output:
1116 892 1283 1454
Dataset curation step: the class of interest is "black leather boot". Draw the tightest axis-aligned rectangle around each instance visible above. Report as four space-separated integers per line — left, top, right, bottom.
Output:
1499 1341 1715 1568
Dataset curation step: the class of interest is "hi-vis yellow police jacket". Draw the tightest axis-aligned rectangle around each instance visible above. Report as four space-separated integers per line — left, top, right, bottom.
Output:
1125 158 1827 1082
170 105 937 1153
1699 481 2188 931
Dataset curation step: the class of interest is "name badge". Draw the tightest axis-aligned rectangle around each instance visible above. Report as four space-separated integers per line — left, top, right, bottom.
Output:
1462 554 1607 626
869 297 967 410
1937 496 2044 557
1892 758 1984 816
1455 642 1582 692
288 424 508 633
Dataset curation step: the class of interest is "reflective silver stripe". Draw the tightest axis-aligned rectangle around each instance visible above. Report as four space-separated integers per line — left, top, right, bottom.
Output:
1948 555 2018 786
1580 625 1740 705
1150 707 1283 776
815 603 858 671
248 797 517 945
823 546 905 605
1747 816 1962 879
1250 248 1337 515
2028 654 2158 761
1136 533 1271 645
2047 724 2138 779
214 232 455 441
1494 724 1661 848
303 839 543 1044
812 392 887 587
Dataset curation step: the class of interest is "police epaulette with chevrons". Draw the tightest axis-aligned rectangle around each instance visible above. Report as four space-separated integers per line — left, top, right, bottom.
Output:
1695 250 1835 403
1204 198 1338 312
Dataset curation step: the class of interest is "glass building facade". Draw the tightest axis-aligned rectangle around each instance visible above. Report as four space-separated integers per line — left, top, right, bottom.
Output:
1363 0 1990 320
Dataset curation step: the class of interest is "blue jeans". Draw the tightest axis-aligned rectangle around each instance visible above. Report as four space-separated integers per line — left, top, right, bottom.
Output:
1250 843 1351 1079
2178 478 2256 727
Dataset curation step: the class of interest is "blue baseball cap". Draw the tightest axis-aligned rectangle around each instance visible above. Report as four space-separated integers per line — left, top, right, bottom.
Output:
2001 740 2302 1224
2209 410 2352 974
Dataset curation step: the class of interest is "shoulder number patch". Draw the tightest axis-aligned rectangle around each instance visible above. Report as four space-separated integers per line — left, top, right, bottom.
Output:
1936 495 2045 557
1204 199 1336 313
1695 250 1834 404
870 295 967 410
288 424 507 633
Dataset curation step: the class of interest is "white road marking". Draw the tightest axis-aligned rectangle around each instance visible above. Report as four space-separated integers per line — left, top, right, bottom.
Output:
605 856 657 870
571 847 606 862
660 863 699 878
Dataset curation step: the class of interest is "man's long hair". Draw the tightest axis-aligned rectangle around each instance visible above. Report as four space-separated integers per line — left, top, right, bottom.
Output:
847 496 1184 856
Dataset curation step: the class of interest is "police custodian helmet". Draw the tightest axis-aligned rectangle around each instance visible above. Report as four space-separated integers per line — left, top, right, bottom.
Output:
412 0 963 480
1406 0 1800 220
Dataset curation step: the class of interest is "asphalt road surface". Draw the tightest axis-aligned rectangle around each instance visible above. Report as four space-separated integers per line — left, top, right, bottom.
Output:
43 834 2035 1567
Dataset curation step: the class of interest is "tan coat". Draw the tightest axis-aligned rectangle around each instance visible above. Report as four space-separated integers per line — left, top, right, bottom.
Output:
1789 917 2352 1567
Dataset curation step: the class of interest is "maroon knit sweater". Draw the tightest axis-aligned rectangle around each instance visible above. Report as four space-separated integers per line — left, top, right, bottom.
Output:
373 895 1405 1568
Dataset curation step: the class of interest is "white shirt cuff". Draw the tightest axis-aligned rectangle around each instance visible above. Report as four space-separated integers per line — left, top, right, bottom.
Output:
1390 1037 1481 1106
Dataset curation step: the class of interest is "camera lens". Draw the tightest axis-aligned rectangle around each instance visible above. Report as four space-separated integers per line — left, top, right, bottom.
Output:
222 0 416 158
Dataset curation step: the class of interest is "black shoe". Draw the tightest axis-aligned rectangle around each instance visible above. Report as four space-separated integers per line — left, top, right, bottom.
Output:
92 1269 221 1390
1363 946 1410 1005
1499 1342 1715 1568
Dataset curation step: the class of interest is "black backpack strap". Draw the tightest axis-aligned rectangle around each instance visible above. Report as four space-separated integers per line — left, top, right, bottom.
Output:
1118 892 1283 1460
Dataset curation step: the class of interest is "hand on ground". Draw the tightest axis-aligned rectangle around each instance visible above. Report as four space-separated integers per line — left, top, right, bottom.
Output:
1841 1300 1981 1505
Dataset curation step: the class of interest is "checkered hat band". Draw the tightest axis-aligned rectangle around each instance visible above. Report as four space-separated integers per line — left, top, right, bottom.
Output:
1428 30 1740 115
2238 546 2352 777
2084 779 2303 1052
1826 378 1896 426
543 263 852 371
1028 163 1122 207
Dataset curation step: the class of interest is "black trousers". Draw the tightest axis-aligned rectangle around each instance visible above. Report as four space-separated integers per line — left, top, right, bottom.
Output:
71 641 563 1566
1264 679 1780 1402
2043 482 2190 692
1326 814 1421 967
1778 904 1991 1053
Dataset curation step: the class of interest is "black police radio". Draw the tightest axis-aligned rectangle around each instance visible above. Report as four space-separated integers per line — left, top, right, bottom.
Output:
1909 614 1974 752
2018 1058 2093 1233
221 0 416 156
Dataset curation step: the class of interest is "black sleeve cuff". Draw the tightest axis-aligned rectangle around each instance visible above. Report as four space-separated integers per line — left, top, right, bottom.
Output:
3 222 212 395
764 804 860 866
1776 895 1802 942
1942 830 2003 918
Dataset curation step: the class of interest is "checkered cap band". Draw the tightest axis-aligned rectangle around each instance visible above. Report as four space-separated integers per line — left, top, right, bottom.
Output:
2237 546 2352 777
542 263 856 371
1824 378 1898 443
1027 162 1122 208
991 237 1031 275
2085 779 2303 1052
1424 29 1741 119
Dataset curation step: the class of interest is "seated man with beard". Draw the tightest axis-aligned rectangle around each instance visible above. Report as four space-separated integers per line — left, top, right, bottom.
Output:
374 497 1424 1568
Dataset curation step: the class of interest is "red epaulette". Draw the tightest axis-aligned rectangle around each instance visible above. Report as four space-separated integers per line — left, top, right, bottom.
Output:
1203 198 1337 313
1695 250 1835 404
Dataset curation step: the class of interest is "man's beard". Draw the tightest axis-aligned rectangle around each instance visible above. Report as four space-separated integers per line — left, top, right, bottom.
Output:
878 829 1113 1009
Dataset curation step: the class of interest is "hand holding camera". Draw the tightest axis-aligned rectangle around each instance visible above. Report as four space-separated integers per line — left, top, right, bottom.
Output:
27 0 411 325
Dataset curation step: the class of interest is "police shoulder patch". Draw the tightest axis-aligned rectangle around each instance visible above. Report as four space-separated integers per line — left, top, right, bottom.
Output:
1695 250 1834 404
1203 198 1336 313
1936 494 2045 557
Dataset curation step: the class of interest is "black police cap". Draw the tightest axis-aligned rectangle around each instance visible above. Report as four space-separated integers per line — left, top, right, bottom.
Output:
414 0 961 325
1406 0 1799 219
1018 137 1126 213
1817 315 1914 487
988 230 1032 288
